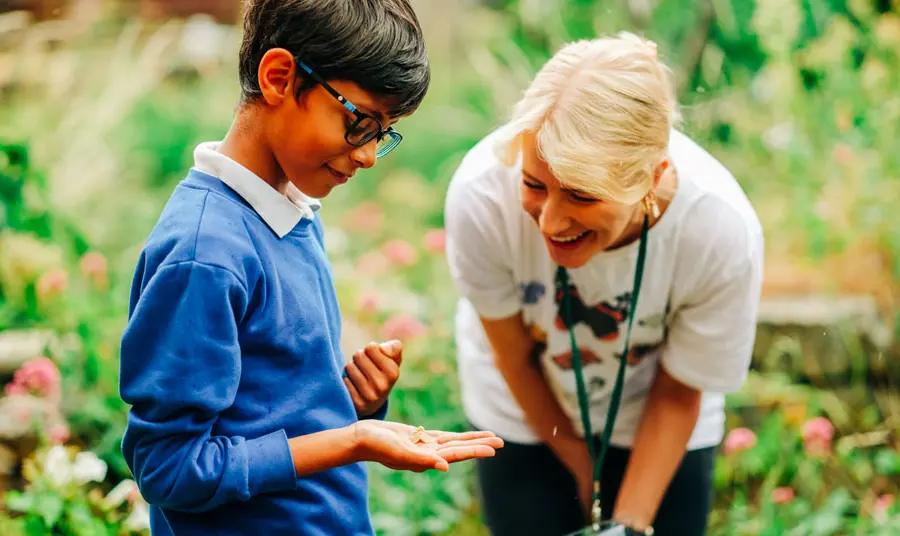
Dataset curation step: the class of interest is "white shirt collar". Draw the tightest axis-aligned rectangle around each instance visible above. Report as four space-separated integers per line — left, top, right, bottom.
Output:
191 141 321 238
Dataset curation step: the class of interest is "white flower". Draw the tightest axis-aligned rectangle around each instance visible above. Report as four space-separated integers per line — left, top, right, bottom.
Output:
44 445 72 488
379 288 426 316
124 500 151 531
323 226 349 256
750 73 774 103
72 451 108 485
103 479 138 509
763 122 793 151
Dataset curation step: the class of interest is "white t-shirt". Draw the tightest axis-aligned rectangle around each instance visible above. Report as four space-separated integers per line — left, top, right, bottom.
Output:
444 128 764 449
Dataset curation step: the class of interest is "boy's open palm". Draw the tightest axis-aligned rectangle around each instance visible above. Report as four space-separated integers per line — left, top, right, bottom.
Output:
352 421 504 472
345 340 403 417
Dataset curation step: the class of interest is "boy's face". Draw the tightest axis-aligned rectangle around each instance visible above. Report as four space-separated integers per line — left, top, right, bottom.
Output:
258 50 401 199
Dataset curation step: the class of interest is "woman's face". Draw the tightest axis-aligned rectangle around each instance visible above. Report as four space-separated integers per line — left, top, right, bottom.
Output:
519 132 645 269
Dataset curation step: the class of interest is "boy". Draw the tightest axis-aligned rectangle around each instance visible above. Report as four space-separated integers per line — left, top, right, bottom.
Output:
118 1 503 535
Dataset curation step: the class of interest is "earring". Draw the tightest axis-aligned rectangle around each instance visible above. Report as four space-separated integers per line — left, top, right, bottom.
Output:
641 192 660 219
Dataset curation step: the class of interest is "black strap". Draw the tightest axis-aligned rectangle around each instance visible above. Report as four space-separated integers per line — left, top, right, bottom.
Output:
556 214 649 528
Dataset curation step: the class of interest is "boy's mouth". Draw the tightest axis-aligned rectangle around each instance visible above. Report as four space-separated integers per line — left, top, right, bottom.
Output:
325 165 350 185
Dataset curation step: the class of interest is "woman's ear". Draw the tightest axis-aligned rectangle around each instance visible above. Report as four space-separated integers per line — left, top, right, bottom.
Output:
258 48 297 106
652 158 670 189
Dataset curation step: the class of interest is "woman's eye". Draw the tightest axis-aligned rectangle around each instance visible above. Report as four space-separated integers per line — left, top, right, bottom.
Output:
570 192 598 203
523 180 544 190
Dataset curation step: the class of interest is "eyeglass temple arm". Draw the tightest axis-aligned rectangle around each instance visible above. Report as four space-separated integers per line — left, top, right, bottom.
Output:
296 60 357 113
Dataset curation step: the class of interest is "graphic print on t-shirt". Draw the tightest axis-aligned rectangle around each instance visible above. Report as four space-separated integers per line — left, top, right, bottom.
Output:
554 277 632 342
616 342 664 366
526 320 606 370
535 275 666 371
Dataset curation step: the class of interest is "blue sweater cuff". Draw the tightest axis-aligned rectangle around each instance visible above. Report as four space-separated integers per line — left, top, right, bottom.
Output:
362 399 389 421
246 429 297 496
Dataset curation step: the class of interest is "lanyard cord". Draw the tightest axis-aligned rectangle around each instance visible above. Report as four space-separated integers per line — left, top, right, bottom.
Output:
557 214 649 529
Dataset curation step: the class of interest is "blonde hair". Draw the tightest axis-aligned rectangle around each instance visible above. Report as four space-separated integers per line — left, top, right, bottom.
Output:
494 32 681 205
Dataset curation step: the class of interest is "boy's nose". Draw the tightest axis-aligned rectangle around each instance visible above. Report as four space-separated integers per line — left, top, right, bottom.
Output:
350 140 377 169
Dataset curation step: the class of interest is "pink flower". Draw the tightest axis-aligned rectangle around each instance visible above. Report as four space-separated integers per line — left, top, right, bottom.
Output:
723 427 757 455
382 313 427 341
875 494 894 522
772 487 795 504
381 240 418 267
48 423 70 445
832 143 854 166
79 251 108 289
36 268 68 302
357 290 381 314
356 251 389 275
4 356 61 402
801 417 834 456
424 229 446 255
344 202 384 233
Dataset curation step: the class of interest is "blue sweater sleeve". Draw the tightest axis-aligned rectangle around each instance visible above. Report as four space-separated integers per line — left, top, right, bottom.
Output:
119 260 297 513
363 400 389 421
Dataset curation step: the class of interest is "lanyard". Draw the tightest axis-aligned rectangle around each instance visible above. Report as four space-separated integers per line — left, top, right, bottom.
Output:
555 214 649 530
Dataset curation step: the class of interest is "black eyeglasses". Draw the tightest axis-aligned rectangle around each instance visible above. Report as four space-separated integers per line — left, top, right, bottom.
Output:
296 60 402 158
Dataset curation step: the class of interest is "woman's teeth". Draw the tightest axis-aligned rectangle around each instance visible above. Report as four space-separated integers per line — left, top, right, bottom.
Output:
550 232 588 243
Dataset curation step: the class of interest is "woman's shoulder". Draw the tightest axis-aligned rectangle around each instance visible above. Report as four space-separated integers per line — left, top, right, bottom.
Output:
666 131 764 278
446 128 522 210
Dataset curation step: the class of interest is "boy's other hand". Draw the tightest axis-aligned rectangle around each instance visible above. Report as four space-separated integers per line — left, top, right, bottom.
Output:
351 421 504 472
344 340 403 417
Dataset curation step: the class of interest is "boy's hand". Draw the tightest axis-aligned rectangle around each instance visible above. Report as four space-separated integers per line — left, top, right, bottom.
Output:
344 340 402 417
351 420 504 472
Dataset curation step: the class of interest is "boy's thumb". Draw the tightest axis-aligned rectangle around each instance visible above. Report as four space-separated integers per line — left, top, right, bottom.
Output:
379 340 403 357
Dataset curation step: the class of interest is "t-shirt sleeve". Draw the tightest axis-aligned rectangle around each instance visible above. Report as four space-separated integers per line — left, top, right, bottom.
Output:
661 205 764 394
444 170 522 320
119 260 297 513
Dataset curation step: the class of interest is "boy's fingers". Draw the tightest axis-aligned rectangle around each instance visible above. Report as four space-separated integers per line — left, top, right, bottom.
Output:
436 437 505 450
431 430 499 444
434 445 497 464
345 363 378 402
376 340 403 364
343 377 365 410
353 349 388 392
396 445 448 472
364 343 402 378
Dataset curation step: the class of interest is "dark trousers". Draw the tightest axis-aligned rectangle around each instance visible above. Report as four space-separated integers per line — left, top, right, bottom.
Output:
472 428 716 536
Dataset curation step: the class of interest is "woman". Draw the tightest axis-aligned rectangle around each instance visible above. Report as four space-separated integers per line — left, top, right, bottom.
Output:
444 33 763 536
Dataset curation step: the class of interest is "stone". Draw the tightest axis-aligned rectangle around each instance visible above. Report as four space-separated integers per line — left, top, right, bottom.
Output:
752 294 896 386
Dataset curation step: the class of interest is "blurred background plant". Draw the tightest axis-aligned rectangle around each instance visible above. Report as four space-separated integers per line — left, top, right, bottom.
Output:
0 0 898 534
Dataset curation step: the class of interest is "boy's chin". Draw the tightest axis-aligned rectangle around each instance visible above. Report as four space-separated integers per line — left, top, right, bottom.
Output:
288 175 334 199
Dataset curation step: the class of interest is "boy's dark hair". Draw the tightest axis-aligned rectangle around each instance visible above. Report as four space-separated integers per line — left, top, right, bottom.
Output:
239 0 430 119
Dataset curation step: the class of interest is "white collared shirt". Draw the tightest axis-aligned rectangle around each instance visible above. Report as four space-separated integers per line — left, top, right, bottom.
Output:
191 141 321 238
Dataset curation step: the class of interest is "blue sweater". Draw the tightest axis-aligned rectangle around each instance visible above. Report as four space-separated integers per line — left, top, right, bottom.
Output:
119 170 378 535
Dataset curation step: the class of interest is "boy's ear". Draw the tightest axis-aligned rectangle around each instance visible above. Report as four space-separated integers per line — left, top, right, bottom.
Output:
258 48 298 106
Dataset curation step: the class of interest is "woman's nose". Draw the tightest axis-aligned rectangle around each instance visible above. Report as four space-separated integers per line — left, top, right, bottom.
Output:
537 200 570 236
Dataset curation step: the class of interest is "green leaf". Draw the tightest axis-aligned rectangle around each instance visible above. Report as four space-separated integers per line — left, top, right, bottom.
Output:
5 490 35 513
34 492 64 527
23 517 47 536
874 448 900 475
810 511 843 535
67 500 108 536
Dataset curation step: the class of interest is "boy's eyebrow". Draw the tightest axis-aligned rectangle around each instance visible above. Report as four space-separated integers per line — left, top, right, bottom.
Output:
354 102 388 124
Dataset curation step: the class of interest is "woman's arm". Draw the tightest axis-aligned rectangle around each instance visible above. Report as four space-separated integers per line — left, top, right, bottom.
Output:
480 314 595 515
611 365 702 531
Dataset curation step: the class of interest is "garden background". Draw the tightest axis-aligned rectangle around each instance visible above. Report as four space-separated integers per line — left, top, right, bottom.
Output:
0 0 899 534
